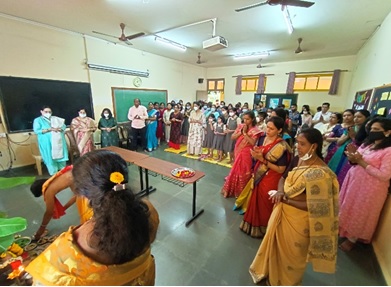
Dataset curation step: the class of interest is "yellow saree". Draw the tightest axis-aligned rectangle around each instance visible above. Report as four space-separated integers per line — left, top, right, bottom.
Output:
249 166 339 285
25 226 156 286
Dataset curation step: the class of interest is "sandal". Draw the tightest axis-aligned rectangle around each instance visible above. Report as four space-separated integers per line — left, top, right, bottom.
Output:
339 239 355 252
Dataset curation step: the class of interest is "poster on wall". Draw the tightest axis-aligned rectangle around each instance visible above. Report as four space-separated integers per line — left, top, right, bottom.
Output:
352 89 373 110
368 84 391 118
269 98 279 109
282 99 292 108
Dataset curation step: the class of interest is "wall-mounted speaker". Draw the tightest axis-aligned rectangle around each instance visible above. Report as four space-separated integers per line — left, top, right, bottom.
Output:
198 78 204 84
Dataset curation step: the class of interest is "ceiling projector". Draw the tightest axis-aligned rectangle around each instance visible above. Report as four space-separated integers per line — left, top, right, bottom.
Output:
203 36 228 51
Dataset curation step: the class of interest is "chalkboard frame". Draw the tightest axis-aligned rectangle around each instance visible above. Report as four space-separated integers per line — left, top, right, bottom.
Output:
111 87 168 123
0 76 94 133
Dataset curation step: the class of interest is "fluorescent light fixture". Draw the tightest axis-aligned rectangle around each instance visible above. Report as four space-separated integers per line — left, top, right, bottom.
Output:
87 63 149 78
282 6 294 34
155 36 187 51
233 51 270 60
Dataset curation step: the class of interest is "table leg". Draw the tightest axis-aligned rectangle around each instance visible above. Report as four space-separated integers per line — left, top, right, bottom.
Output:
136 168 156 197
185 181 204 227
139 166 144 191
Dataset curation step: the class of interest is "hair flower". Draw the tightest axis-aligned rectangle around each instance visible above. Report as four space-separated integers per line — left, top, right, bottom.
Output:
110 172 124 184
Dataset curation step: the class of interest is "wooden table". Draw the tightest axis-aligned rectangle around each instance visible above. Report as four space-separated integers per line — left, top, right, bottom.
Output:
101 146 153 194
133 156 206 227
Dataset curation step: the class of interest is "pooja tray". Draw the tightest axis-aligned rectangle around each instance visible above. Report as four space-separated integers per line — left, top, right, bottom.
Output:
171 167 195 178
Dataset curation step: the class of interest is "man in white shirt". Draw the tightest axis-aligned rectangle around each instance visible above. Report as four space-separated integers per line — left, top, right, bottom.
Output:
127 98 148 151
312 102 332 131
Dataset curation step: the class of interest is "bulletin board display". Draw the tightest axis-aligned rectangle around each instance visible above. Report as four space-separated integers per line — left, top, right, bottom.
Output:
112 88 167 123
368 84 391 118
351 88 374 110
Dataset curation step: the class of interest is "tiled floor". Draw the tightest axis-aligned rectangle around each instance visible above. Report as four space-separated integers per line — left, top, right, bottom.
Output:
0 146 386 286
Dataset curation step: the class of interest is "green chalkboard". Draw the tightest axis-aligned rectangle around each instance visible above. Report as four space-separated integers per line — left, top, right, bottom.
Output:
111 88 168 123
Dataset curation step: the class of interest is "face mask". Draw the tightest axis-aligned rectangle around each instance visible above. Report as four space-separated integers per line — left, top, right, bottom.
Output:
186 105 190 109
256 118 260 123
43 112 51 118
79 113 86 118
368 131 386 141
242 109 248 112
229 112 234 117
222 110 227 115
208 118 213 122
211 108 216 112
104 113 109 118
300 144 314 161
267 112 271 117
194 107 199 111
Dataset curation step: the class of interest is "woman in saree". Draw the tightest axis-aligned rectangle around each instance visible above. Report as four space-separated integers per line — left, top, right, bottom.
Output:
70 108 97 156
168 104 184 149
324 109 354 163
187 101 206 156
339 118 391 252
145 102 158 152
181 102 191 144
249 128 339 286
98 108 119 148
26 150 159 286
156 102 165 145
328 109 370 184
221 111 262 198
237 117 291 238
321 112 342 158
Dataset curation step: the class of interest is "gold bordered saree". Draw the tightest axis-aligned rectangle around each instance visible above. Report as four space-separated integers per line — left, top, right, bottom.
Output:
249 166 339 285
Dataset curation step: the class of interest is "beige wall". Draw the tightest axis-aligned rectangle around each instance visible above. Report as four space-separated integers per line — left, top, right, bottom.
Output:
207 55 356 113
0 15 206 169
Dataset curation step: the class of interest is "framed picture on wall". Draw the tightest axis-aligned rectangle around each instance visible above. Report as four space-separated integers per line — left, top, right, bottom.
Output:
352 88 373 110
282 99 292 108
368 84 391 117
269 98 279 109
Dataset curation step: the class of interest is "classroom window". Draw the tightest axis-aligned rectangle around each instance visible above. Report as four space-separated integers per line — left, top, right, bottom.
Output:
207 79 225 102
241 77 267 92
293 74 333 91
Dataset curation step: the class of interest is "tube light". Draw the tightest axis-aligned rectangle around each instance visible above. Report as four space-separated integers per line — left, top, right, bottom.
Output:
155 36 187 51
233 51 270 60
282 6 294 35
87 63 149 78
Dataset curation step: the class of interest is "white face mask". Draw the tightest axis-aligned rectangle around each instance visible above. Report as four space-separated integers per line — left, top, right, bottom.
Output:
303 111 308 115
211 108 216 112
267 112 271 117
79 113 86 118
104 113 109 118
242 108 248 112
208 118 213 122
43 112 51 118
222 110 227 115
256 118 260 123
194 106 199 111
229 112 234 117
300 144 314 161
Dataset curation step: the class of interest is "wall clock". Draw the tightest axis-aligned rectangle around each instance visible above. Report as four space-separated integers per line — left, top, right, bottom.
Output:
133 77 142 87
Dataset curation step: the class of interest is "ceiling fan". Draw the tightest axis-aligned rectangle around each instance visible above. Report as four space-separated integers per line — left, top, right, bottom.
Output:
196 52 206 64
235 0 314 12
256 59 273 68
295 37 303 54
92 23 145 45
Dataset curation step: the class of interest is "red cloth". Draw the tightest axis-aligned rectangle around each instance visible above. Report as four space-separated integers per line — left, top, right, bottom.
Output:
156 109 164 139
168 141 180 149
52 198 66 219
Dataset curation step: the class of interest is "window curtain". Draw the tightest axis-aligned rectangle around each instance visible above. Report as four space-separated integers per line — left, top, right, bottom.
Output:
286 72 296 94
256 74 266 94
235 75 243 95
329 69 341 95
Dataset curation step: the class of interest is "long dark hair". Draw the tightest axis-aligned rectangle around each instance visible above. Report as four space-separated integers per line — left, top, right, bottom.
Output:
299 128 324 160
72 150 151 264
363 117 391 150
355 109 371 146
100 108 113 119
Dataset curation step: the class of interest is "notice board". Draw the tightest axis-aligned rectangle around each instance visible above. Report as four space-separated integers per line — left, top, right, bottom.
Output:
112 88 168 123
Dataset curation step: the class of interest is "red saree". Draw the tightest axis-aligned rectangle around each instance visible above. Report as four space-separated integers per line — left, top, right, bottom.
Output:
239 137 290 238
221 125 262 198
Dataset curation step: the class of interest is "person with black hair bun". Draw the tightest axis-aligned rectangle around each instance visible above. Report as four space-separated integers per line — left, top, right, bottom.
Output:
249 128 339 285
339 117 391 252
26 150 159 286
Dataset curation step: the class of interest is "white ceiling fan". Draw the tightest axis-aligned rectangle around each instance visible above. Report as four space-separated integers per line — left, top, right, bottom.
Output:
235 0 314 12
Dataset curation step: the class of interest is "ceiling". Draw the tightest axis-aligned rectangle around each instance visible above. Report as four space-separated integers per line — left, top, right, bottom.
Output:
1 0 391 68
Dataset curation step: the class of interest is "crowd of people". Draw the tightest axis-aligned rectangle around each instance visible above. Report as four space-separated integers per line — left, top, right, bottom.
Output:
31 98 391 285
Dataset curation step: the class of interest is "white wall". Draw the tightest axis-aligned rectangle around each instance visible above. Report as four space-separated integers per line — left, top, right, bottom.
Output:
207 56 356 113
0 15 206 169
